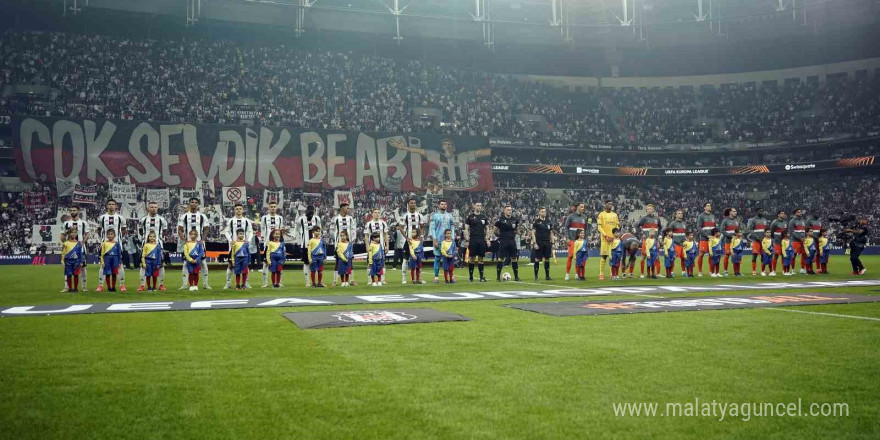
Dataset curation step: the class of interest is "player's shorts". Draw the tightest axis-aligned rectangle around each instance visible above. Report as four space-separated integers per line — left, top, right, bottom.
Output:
699 240 709 253
600 238 613 256
497 240 518 261
774 244 782 255
724 243 731 255
675 244 684 258
144 260 162 277
792 241 805 255
751 242 762 254
233 258 249 275
534 241 552 260
468 237 488 258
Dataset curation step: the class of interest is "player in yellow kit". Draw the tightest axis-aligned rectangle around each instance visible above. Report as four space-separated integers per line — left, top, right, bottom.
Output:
596 200 619 280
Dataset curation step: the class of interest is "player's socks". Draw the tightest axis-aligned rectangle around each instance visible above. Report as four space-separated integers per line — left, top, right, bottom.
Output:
226 267 234 285
81 265 88 289
112 274 117 290
443 271 449 282
752 260 757 272
478 264 484 279
416 268 421 282
73 274 79 290
318 269 324 284
640 260 645 276
235 274 241 287
450 266 455 280
242 272 248 286
599 257 607 277
201 261 210 288
410 268 415 281
628 265 634 275
565 255 573 274
544 261 551 278
723 255 729 272
262 263 269 286
66 277 73 290
139 268 146 288
497 262 503 279
680 259 686 271
310 272 316 285
434 256 441 277
105 275 111 289
697 255 704 274
469 263 475 279
534 263 540 279
511 262 519 279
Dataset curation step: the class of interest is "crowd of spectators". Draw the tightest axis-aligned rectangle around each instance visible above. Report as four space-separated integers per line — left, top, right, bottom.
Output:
2 30 879 145
1 29 879 255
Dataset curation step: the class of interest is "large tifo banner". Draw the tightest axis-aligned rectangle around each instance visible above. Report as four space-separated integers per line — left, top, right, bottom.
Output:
12 116 493 191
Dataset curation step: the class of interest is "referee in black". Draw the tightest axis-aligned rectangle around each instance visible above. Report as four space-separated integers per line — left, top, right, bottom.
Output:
846 217 870 275
465 202 490 282
531 207 556 281
494 205 521 281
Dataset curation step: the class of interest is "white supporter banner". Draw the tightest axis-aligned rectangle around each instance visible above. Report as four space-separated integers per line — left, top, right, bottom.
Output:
222 186 246 206
180 188 202 205
72 184 98 205
333 190 353 209
110 181 137 204
146 188 170 208
263 189 284 209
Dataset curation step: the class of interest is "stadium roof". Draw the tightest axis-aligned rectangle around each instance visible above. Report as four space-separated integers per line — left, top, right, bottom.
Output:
12 0 880 76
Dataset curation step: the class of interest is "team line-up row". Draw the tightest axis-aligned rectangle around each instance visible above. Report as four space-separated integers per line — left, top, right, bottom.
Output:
56 198 862 292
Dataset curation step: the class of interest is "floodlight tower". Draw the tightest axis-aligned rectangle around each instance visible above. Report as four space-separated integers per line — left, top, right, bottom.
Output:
550 0 573 45
186 0 202 26
472 0 495 50
62 0 88 16
295 0 319 37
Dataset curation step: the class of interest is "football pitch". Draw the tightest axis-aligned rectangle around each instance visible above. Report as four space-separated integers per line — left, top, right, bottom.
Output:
1 257 878 440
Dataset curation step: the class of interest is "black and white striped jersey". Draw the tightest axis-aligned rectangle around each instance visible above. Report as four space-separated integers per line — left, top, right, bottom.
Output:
294 214 321 246
139 215 168 244
178 211 211 241
96 213 126 240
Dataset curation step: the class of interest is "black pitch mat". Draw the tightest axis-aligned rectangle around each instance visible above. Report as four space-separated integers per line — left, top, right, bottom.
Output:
283 308 471 329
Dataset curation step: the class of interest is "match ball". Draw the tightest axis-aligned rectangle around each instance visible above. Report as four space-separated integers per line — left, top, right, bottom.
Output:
501 272 512 281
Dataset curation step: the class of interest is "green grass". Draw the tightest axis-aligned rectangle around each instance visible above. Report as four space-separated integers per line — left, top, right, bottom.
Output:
0 257 878 439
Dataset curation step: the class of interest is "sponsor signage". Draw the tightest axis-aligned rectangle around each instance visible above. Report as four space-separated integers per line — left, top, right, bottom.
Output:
12 116 492 191
489 129 878 152
283 308 471 329
3 280 880 317
506 293 880 316
489 158 876 178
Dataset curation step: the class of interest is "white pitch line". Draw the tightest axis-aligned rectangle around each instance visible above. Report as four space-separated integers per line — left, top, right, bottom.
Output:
634 294 664 299
765 308 880 322
515 280 581 290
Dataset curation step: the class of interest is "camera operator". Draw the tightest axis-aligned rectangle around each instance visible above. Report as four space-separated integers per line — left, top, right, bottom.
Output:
845 218 869 275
